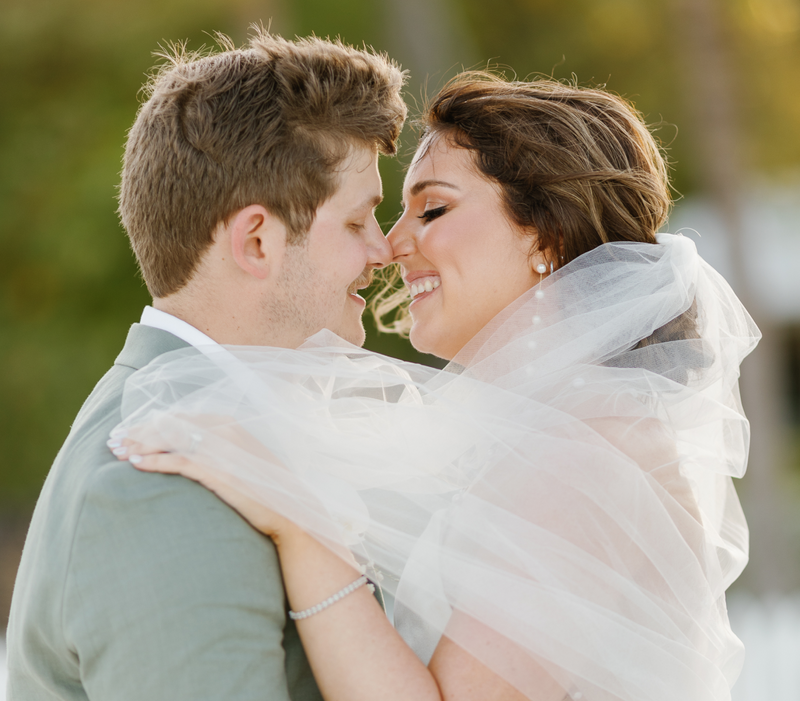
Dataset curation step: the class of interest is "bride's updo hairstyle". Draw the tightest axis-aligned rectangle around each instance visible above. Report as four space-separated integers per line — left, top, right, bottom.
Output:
375 72 698 360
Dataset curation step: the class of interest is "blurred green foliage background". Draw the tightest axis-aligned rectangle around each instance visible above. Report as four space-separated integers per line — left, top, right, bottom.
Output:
1 0 799 619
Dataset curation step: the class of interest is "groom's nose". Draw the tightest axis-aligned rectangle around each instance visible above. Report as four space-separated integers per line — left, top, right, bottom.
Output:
366 218 393 269
386 213 415 262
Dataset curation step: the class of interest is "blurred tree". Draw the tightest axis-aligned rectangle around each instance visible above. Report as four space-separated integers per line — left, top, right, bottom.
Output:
455 0 690 188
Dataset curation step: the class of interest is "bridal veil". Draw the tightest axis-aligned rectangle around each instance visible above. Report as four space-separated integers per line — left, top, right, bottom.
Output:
117 234 760 701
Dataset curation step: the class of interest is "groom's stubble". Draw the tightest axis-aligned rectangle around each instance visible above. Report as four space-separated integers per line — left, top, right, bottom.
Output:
266 242 375 348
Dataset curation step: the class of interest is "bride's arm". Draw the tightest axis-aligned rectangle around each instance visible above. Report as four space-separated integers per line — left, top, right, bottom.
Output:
275 527 537 701
110 443 560 701
273 526 440 701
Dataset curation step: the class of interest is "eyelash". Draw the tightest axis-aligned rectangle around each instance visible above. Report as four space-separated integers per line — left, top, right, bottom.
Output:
418 206 447 224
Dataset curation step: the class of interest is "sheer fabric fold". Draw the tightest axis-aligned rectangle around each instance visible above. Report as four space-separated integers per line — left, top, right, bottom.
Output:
117 234 759 701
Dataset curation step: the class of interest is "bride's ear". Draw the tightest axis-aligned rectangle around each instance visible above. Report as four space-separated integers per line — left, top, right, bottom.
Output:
228 205 288 280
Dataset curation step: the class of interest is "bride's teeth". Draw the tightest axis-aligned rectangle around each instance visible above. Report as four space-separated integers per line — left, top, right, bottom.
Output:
408 277 441 298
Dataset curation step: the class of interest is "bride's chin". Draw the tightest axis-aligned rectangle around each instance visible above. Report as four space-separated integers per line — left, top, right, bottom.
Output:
409 326 453 362
408 325 431 355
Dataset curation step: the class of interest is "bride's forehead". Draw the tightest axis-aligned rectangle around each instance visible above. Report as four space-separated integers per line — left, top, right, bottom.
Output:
404 140 472 189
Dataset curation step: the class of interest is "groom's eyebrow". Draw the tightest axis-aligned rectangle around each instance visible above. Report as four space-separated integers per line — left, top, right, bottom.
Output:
352 194 383 213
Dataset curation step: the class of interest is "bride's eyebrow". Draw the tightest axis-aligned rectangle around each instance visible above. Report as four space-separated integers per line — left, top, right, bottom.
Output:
409 179 460 197
402 179 460 209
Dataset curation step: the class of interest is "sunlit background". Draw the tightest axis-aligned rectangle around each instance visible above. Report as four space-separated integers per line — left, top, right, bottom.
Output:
2 0 799 697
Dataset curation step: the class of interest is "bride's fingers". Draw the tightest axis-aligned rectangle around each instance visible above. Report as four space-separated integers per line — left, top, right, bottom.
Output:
128 451 205 480
107 438 167 460
107 420 206 459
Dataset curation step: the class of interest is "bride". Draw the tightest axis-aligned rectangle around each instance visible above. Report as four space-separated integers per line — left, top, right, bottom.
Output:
111 73 759 701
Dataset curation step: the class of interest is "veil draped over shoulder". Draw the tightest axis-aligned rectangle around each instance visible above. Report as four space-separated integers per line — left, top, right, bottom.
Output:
117 234 759 701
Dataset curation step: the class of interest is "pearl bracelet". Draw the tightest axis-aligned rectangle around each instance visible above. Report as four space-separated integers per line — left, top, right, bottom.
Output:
288 575 368 621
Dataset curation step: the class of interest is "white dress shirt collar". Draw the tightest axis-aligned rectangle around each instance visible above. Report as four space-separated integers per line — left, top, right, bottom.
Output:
139 306 218 348
138 306 277 407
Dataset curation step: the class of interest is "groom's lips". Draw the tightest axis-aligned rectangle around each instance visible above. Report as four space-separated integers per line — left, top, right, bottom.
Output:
347 283 370 308
348 270 374 296
347 270 374 308
348 290 367 307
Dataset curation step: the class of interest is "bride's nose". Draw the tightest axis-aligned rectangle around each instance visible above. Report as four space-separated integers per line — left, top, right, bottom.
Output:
386 214 416 261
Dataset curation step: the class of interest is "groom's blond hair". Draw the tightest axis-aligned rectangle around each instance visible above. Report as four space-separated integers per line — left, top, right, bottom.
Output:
119 28 406 298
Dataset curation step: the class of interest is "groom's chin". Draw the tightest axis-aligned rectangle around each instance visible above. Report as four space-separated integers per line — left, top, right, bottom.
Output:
336 318 367 347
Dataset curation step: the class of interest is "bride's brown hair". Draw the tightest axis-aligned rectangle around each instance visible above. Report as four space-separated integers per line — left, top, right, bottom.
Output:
372 72 675 336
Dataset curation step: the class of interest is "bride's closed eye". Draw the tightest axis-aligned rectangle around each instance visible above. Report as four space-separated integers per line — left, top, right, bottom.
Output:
418 206 447 224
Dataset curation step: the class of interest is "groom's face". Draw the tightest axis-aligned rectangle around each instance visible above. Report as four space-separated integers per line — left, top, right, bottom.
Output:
267 146 391 347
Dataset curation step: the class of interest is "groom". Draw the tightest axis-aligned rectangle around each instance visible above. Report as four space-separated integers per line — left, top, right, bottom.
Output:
6 30 405 701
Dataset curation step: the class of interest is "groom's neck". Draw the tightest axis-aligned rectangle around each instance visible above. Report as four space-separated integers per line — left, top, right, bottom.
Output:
152 292 296 348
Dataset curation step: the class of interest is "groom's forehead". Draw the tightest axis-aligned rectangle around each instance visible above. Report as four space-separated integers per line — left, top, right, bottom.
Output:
327 151 383 213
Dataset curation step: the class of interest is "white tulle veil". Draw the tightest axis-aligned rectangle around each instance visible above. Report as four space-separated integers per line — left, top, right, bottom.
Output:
116 233 759 701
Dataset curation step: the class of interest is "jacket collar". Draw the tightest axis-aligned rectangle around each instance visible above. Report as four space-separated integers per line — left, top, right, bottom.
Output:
114 323 191 371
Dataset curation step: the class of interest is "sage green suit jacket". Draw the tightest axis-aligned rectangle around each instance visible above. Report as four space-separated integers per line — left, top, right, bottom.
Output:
6 324 322 701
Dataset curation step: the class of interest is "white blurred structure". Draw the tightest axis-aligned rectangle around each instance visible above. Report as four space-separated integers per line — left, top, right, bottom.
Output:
1 637 6 701
729 594 800 700
669 183 800 594
673 187 800 698
667 182 800 320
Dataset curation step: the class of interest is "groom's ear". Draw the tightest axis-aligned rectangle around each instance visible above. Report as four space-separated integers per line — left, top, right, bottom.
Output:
228 205 287 280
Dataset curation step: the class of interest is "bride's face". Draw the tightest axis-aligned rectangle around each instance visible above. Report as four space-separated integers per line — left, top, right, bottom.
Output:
387 138 540 360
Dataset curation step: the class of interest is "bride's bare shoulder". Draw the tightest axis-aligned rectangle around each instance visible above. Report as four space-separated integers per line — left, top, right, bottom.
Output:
584 415 677 472
585 414 700 521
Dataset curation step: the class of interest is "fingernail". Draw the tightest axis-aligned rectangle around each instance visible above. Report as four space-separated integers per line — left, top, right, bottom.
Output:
110 428 128 439
107 439 122 448
112 447 128 456
129 455 143 464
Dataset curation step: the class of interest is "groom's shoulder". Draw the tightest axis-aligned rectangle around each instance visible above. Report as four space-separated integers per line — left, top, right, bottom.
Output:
36 323 264 552
69 322 190 436
7 326 301 701
10 325 191 578
39 324 190 506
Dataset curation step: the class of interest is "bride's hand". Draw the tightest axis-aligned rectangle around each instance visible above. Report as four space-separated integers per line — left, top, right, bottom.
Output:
107 426 303 544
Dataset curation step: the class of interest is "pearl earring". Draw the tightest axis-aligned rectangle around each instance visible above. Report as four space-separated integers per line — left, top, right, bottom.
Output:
534 262 548 301
531 261 548 327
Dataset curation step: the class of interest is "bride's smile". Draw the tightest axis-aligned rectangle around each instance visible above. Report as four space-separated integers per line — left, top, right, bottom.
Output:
388 138 541 361
405 273 441 301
